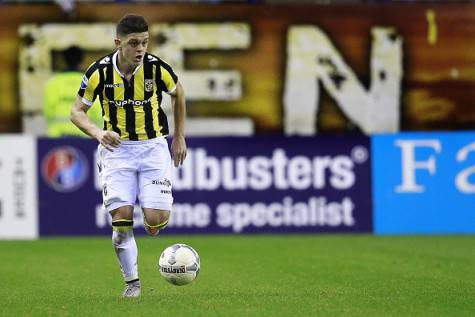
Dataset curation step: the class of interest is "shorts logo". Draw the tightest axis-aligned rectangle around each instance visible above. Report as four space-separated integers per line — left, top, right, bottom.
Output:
42 146 89 192
145 79 154 92
152 178 171 187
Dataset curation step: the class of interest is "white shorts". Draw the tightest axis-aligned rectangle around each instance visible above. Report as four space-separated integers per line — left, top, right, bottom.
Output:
97 137 173 213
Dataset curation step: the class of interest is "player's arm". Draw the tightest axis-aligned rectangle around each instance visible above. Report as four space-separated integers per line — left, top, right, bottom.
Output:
70 96 121 151
169 81 187 167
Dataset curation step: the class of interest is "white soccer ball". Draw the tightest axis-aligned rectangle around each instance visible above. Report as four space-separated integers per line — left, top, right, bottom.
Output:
158 243 200 286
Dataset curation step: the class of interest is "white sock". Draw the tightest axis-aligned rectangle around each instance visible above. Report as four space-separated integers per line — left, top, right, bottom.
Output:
112 230 139 283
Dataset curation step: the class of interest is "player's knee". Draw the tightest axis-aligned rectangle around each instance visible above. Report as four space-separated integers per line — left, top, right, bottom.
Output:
144 210 170 236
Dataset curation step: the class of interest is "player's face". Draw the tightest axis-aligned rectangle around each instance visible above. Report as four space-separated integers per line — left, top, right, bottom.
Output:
116 32 149 67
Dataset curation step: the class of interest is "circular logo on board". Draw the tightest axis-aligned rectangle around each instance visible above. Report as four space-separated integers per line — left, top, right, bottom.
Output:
42 146 89 192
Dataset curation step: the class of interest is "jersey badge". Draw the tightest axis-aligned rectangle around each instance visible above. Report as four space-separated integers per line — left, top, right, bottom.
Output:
145 79 154 92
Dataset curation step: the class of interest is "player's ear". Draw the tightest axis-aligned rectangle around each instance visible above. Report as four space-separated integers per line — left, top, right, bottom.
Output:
114 38 121 49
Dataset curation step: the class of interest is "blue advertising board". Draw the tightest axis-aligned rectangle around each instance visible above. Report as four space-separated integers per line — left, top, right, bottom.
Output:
373 132 475 234
38 138 102 236
38 136 372 235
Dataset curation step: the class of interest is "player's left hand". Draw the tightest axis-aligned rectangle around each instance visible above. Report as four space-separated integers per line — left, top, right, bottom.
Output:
171 135 187 167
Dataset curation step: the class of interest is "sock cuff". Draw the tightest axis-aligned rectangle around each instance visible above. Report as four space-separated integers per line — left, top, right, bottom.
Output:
125 278 140 285
112 219 134 231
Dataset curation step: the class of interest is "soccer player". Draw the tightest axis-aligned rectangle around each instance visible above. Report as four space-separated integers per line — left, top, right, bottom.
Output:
70 14 187 298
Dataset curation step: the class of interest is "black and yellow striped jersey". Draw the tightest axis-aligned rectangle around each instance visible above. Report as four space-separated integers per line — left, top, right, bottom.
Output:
77 51 178 141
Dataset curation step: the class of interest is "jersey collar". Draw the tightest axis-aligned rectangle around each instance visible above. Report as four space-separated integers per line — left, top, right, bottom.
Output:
112 51 142 78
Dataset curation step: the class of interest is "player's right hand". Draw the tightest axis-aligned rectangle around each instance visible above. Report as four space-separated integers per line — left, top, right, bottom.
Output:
97 131 121 152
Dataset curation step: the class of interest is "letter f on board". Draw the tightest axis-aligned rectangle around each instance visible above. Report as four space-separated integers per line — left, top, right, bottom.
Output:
395 139 441 193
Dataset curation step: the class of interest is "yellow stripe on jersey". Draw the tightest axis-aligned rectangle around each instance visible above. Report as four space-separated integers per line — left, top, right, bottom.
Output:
113 68 128 140
101 68 110 131
133 66 147 140
134 66 145 100
152 64 161 134
82 69 100 102
160 65 177 93
113 68 124 100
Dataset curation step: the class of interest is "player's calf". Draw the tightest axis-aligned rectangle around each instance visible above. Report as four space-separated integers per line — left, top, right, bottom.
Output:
111 218 140 290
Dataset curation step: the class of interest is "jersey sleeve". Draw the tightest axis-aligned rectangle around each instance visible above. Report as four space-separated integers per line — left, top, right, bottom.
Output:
77 64 101 106
159 62 178 94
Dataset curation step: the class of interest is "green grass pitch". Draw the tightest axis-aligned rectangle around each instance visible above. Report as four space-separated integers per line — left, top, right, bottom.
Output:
1 235 474 316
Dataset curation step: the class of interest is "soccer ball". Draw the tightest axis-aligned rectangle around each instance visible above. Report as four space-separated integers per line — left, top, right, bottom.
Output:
158 243 200 286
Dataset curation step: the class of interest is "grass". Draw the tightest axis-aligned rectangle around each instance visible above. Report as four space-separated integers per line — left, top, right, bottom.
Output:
1 235 474 316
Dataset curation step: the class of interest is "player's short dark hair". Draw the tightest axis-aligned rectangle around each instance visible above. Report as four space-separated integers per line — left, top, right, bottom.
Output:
116 14 149 37
63 45 84 69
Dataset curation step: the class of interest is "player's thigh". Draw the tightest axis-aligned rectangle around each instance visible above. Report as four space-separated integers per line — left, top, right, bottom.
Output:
137 141 173 212
98 145 138 212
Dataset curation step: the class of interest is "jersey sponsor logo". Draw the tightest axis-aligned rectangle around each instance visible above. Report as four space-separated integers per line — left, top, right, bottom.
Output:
145 79 154 92
104 83 124 88
80 75 88 90
41 146 89 192
108 97 152 108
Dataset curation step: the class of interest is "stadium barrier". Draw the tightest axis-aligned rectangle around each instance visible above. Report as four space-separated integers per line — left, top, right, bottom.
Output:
38 136 372 236
0 133 473 239
0 135 38 239
373 132 475 234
